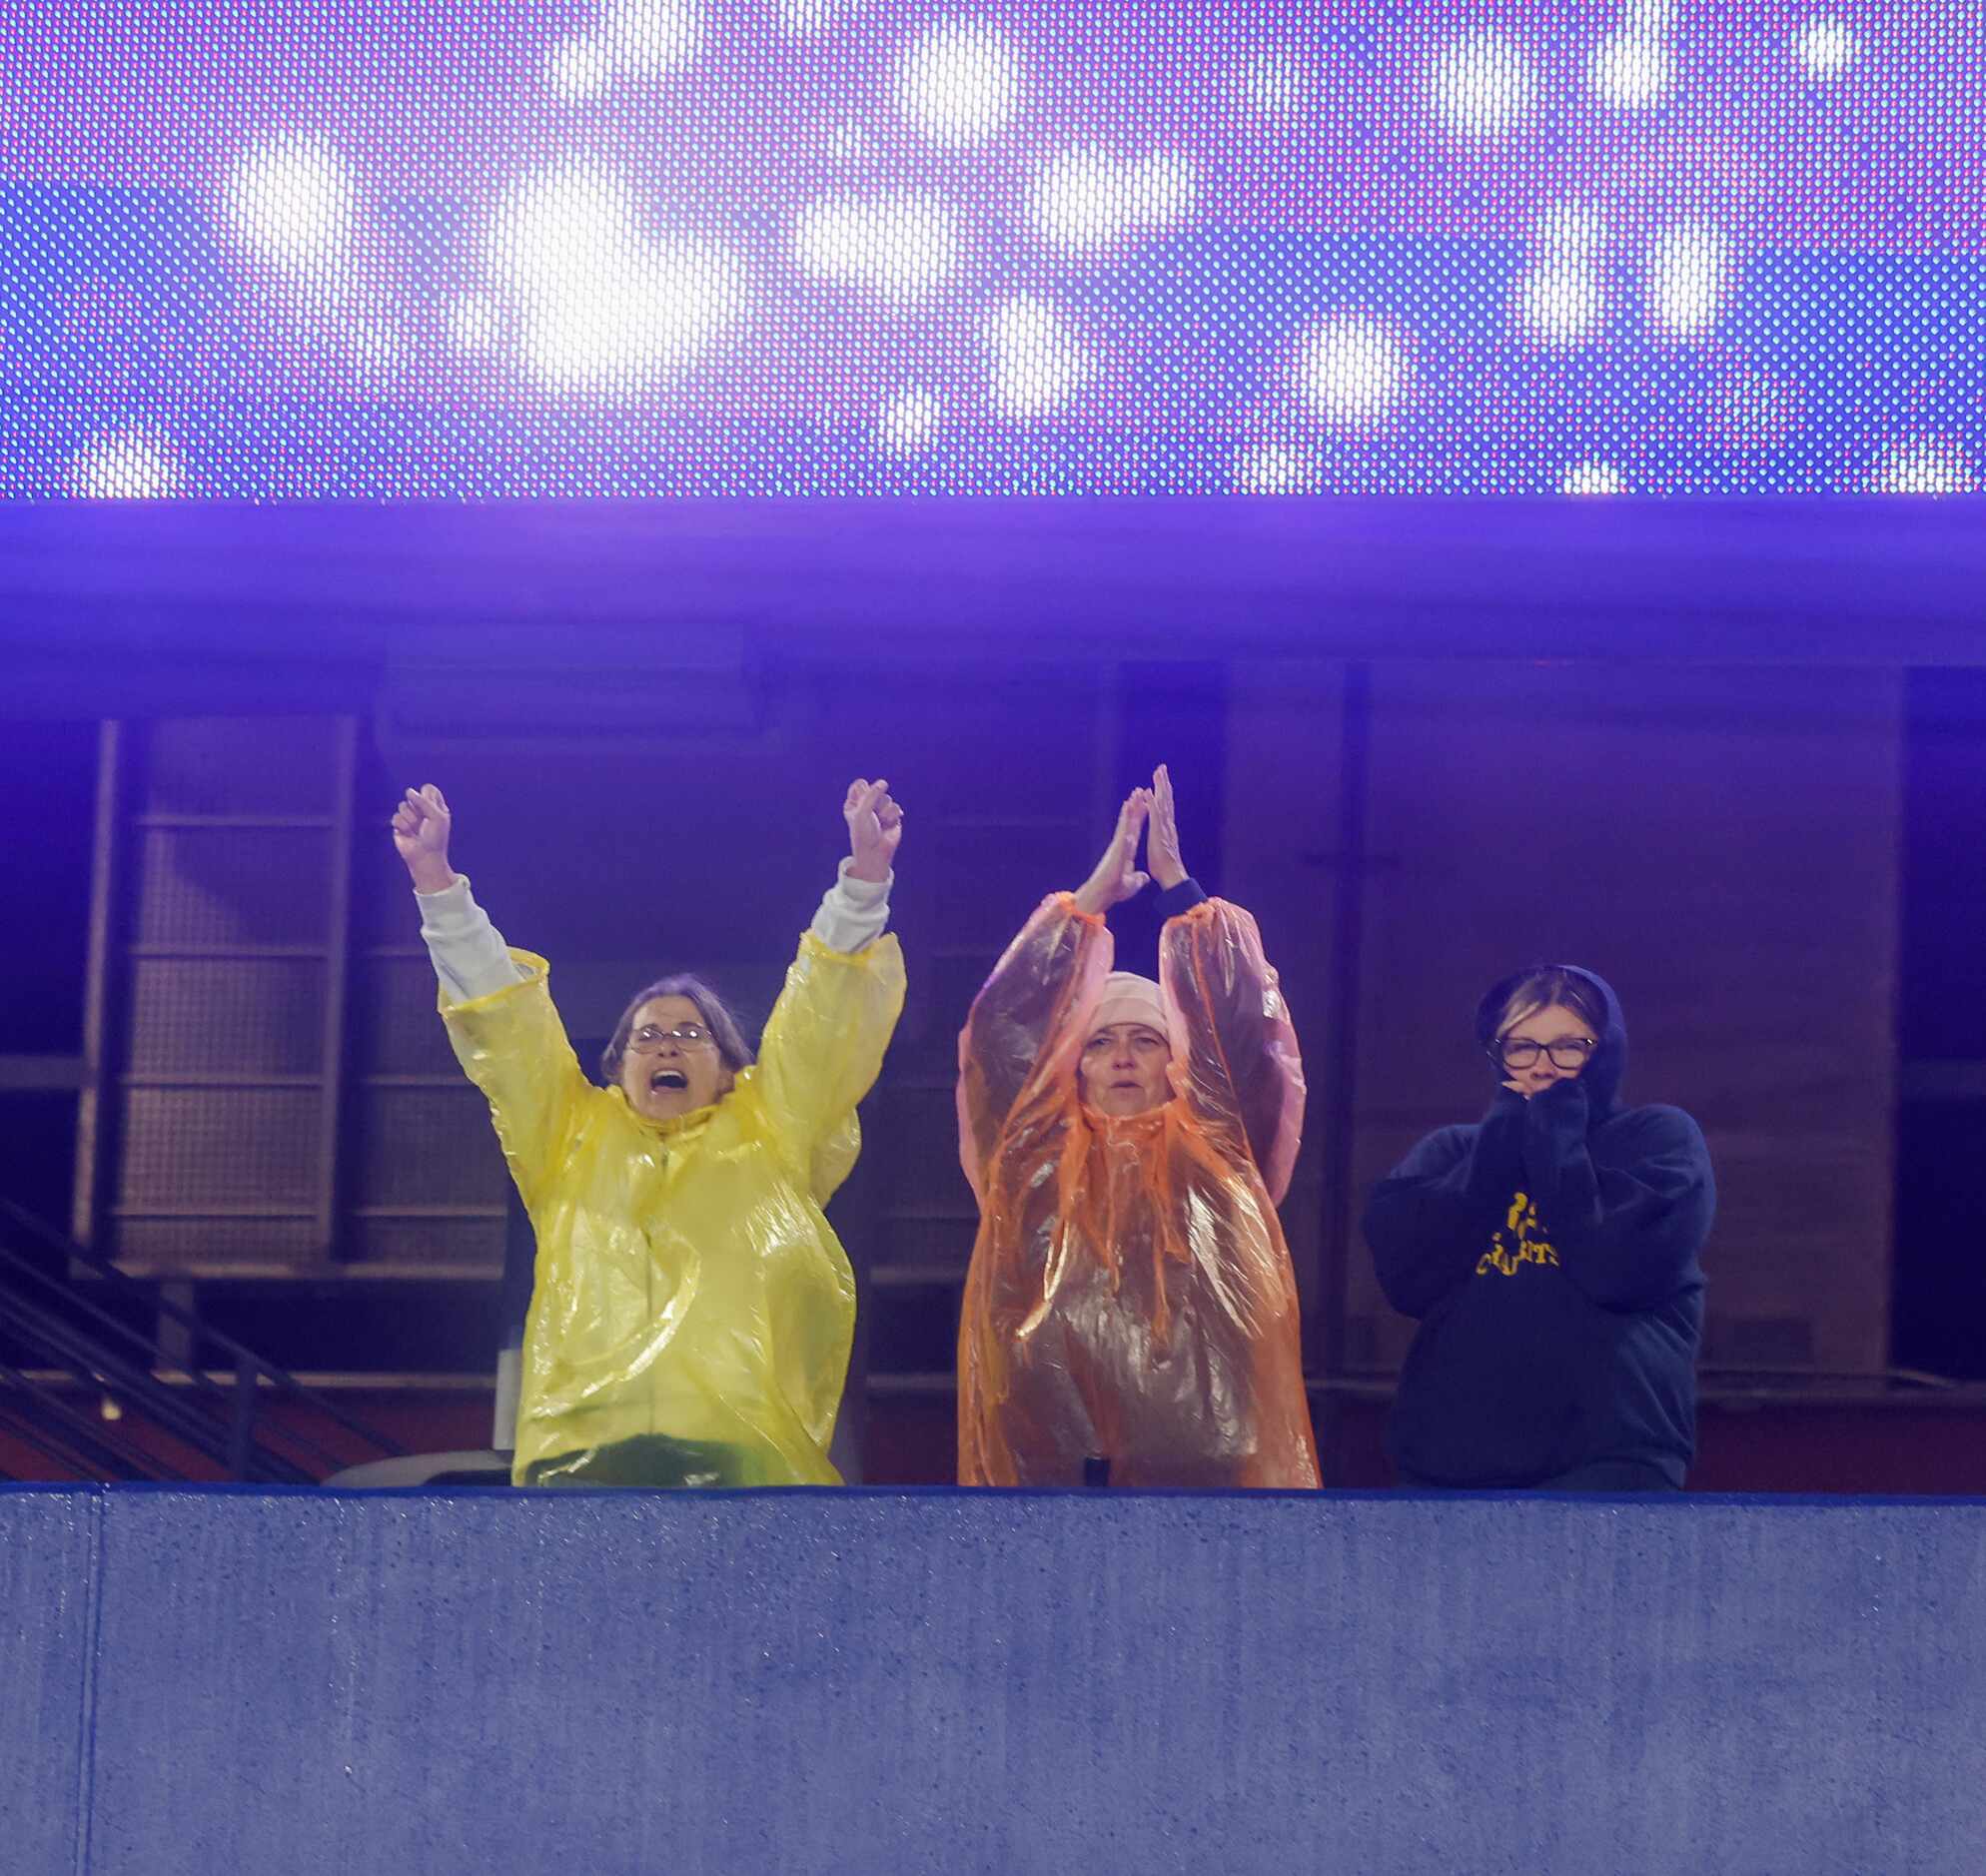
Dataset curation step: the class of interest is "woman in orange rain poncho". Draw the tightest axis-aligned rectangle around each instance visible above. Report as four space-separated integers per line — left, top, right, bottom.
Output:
956 766 1320 1488
392 777 906 1489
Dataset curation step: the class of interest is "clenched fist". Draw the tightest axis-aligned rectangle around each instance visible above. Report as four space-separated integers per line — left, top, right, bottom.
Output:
391 785 456 894
844 778 904 884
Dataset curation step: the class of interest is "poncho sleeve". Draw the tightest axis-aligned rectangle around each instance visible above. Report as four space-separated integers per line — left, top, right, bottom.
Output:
955 892 1114 1202
752 928 908 1204
438 949 596 1213
1159 898 1307 1205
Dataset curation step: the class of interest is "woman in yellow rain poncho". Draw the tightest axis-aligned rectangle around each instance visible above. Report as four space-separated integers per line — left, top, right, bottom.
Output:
956 766 1319 1488
391 778 906 1488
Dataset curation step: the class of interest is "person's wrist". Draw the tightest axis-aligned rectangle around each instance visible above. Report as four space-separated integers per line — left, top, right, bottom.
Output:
846 852 888 884
408 855 458 894
1153 864 1187 890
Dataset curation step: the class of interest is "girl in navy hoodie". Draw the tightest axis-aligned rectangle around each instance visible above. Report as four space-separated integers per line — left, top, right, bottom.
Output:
1365 965 1714 1491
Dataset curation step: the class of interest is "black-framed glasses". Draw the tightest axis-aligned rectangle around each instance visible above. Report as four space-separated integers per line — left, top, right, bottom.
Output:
628 1023 715 1052
1494 1034 1597 1072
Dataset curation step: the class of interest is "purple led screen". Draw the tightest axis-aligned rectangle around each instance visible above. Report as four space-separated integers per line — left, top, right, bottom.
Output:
1 0 1982 498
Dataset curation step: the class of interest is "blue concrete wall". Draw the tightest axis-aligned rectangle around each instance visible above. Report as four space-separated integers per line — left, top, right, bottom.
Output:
4 1486 1985 1874
0 1489 97 1876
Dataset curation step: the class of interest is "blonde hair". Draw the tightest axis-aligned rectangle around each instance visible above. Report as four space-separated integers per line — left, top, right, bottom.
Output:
1494 967 1603 1043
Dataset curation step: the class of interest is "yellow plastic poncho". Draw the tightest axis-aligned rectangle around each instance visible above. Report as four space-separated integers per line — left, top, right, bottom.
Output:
442 930 905 1486
957 893 1320 1489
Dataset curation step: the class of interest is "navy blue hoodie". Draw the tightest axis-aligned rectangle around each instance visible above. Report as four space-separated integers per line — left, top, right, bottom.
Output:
1365 966 1712 1488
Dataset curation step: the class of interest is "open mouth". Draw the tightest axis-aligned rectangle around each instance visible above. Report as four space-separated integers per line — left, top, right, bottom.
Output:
649 1069 689 1092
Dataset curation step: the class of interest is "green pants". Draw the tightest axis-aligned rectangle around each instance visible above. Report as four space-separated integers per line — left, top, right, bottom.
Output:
523 1432 752 1489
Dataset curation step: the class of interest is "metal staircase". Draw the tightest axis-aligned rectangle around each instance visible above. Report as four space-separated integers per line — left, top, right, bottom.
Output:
0 1195 406 1483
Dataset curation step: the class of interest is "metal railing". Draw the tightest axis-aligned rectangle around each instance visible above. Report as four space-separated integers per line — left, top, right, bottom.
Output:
0 1196 408 1484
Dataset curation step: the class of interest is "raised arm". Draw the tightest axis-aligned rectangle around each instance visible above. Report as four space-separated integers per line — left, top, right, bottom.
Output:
955 789 1147 1198
752 780 909 1200
1518 1081 1714 1311
392 784 525 1005
1147 763 1305 1201
392 783 588 1208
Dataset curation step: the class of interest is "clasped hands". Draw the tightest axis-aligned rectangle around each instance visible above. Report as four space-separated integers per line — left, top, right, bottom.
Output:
1074 765 1187 916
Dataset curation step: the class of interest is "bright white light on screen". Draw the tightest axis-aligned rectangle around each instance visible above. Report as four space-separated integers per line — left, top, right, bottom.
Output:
491 167 636 288
782 0 855 33
818 120 874 166
1030 148 1196 254
1560 459 1624 495
875 386 942 456
1516 266 1603 344
489 167 739 396
794 194 957 302
596 0 703 77
222 138 355 273
1243 47 1307 117
448 295 503 354
1519 203 1607 344
1874 438 1976 495
1590 32 1673 109
1793 17 1858 80
546 37 610 101
897 20 1020 145
1236 446 1323 494
72 430 178 498
986 296 1092 419
1537 200 1607 258
345 317 403 380
521 242 738 392
1294 317 1411 427
1648 224 1732 336
1428 33 1534 139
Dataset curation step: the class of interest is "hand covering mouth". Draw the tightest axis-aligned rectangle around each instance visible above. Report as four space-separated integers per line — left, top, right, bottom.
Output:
650 1069 689 1091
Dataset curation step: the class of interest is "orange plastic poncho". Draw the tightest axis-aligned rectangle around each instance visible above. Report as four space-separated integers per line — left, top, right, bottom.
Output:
956 893 1320 1488
442 930 905 1486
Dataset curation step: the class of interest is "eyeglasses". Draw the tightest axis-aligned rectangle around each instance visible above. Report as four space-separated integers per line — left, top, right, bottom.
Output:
627 1023 715 1052
1494 1035 1597 1072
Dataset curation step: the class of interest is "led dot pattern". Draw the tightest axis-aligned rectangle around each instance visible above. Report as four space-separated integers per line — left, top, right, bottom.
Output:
1 0 1981 497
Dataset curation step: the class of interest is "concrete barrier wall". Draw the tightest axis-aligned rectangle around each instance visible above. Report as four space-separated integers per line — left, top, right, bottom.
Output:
4 1486 1984 1874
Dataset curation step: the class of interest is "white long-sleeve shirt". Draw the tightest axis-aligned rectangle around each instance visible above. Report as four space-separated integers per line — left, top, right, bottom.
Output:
414 864 894 1006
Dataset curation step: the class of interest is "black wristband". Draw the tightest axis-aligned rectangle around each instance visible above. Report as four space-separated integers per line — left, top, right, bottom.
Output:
1158 876 1209 912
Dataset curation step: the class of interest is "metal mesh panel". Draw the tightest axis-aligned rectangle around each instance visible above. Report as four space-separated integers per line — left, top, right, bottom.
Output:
141 719 339 818
134 828 333 950
115 1088 321 1211
125 958 325 1077
102 1218 323 1272
352 957 460 1078
348 1086 508 1211
343 1216 505 1274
